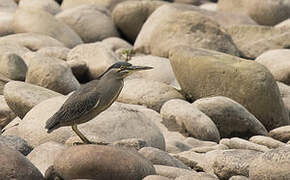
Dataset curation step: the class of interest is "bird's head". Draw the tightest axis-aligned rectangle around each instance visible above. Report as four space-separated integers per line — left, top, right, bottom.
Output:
101 61 153 79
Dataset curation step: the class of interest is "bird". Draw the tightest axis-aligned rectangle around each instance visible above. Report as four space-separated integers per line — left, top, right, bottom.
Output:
45 61 153 144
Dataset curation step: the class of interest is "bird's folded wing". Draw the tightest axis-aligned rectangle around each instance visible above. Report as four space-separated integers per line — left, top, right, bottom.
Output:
45 91 101 130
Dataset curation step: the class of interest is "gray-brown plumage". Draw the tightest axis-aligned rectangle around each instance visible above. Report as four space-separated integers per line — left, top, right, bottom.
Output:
45 61 153 144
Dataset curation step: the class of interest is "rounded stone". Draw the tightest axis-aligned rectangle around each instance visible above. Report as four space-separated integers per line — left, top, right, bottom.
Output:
0 143 44 179
169 46 289 131
19 0 61 15
0 135 32 156
118 79 184 112
192 96 268 138
160 99 220 142
56 5 119 43
0 53 27 81
4 81 61 119
53 145 156 179
249 146 290 179
12 8 83 48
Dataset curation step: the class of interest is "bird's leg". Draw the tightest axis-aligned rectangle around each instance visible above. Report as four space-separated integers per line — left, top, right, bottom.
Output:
72 124 92 144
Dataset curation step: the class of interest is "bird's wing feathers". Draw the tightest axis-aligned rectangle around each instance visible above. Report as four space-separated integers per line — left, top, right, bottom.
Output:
45 83 101 132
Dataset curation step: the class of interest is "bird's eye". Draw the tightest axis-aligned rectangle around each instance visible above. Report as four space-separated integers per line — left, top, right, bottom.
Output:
120 66 125 70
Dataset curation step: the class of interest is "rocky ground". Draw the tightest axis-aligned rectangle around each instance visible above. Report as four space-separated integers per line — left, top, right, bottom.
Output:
1 0 290 179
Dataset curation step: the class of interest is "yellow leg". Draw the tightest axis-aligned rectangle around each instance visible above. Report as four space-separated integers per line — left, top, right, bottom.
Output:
72 125 91 144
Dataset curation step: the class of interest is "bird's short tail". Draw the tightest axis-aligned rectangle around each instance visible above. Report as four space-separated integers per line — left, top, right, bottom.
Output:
45 116 60 133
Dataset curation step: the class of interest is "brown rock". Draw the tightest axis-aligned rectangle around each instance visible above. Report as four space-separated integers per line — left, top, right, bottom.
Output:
169 47 289 130
53 145 156 179
269 125 290 143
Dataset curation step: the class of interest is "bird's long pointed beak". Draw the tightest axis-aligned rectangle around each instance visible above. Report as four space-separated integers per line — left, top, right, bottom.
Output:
127 66 153 71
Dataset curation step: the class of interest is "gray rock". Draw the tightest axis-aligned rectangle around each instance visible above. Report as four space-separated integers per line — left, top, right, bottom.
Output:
176 173 219 180
160 99 220 142
134 4 239 58
249 135 285 149
56 5 119 43
143 175 171 180
4 96 165 150
67 42 119 79
249 146 290 179
13 8 83 48
154 165 197 179
0 135 32 155
0 95 16 128
0 74 10 95
19 0 61 15
229 176 249 180
37 47 70 61
225 25 290 59
53 145 156 179
27 141 66 175
0 33 65 51
191 144 229 153
112 0 168 43
0 12 13 36
139 147 189 169
184 137 218 148
4 81 61 119
118 79 184 112
0 143 44 179
112 138 147 151
221 137 269 152
218 0 290 26
256 49 290 85
269 125 290 143
172 150 205 171
102 37 132 51
169 46 289 130
192 96 268 138
0 43 30 58
128 55 177 85
25 54 80 95
212 149 262 179
0 53 27 81
199 3 217 11
174 0 201 5
61 0 126 11
277 82 290 117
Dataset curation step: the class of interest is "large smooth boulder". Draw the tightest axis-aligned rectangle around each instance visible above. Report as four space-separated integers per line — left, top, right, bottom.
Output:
37 46 70 61
0 135 32 156
52 145 156 179
134 4 239 58
220 138 269 152
112 0 168 43
212 149 262 179
256 49 290 85
249 146 290 179
25 54 80 94
225 25 290 59
12 8 83 48
218 0 290 26
0 43 29 58
0 53 27 81
4 81 61 119
0 33 65 51
192 96 268 138
169 47 289 130
19 0 61 15
67 42 119 79
27 141 66 175
56 5 119 43
118 79 184 111
160 99 220 142
4 96 165 150
0 143 44 179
